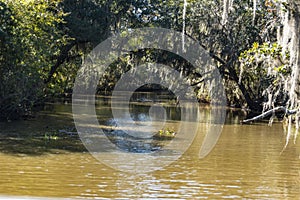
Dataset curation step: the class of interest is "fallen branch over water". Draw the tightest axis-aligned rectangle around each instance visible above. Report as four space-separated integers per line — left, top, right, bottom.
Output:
241 106 298 124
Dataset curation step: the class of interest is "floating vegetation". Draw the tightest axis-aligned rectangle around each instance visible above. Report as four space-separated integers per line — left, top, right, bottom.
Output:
153 128 176 140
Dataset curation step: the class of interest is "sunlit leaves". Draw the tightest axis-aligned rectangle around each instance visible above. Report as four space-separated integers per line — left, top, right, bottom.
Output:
239 42 289 75
0 0 68 120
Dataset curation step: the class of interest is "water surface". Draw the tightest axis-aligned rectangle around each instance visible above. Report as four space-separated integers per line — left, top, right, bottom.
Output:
1 96 300 199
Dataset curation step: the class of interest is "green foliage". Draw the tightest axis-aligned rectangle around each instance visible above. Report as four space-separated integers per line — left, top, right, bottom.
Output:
239 42 290 109
240 42 289 73
0 0 68 120
0 0 297 120
158 128 176 136
155 127 176 140
62 0 111 44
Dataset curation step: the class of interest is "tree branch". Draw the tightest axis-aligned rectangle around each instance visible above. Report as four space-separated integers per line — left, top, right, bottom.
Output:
241 106 298 124
44 41 76 83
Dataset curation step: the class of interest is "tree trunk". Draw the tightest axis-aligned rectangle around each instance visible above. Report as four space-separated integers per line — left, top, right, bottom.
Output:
289 0 300 126
295 1 300 126
277 0 300 127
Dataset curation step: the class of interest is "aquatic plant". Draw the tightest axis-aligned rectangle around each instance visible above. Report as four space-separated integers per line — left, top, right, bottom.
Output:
155 128 176 140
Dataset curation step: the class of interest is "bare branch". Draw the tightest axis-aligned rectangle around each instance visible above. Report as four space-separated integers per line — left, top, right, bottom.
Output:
241 106 298 124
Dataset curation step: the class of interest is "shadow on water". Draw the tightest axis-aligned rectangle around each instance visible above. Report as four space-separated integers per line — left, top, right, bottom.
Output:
0 105 87 156
0 95 180 156
0 92 248 156
0 132 86 156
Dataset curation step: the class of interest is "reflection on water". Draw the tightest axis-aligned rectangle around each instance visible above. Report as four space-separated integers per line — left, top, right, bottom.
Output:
1 95 300 199
102 97 181 153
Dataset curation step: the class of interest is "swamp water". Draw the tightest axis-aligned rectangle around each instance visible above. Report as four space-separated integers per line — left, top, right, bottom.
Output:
1 95 300 199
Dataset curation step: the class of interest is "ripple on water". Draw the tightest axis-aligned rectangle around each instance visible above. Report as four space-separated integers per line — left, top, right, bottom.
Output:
1 102 300 199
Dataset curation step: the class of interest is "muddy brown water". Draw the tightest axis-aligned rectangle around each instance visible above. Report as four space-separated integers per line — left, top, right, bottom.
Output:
1 96 300 199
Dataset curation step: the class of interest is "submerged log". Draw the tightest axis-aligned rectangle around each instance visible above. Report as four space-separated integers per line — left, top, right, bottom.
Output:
241 106 298 124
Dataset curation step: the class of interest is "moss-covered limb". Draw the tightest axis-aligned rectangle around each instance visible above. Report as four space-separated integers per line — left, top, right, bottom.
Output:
241 106 298 124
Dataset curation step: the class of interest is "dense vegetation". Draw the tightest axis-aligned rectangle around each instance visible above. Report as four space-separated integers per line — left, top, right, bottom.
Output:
0 0 299 124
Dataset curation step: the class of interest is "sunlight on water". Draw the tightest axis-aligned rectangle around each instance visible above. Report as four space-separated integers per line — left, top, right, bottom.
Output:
1 95 300 199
